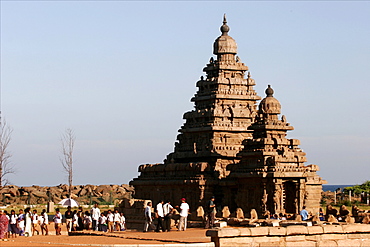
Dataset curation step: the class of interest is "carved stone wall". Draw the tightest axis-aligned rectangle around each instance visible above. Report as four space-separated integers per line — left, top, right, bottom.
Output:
130 16 325 215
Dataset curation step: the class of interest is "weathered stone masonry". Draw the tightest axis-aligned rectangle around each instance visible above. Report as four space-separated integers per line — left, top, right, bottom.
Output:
130 15 325 216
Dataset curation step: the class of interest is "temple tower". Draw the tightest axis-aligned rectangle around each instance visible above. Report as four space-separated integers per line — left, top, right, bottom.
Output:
130 16 325 216
130 16 261 209
226 85 324 215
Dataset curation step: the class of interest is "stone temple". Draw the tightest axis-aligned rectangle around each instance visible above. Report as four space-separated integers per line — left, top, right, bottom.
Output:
130 16 325 217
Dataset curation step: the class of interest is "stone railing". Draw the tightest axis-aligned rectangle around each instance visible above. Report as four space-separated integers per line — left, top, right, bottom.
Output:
206 224 370 247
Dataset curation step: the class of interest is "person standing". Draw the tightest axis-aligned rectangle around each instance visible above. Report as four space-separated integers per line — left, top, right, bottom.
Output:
24 208 32 237
53 208 62 235
113 209 121 231
205 196 216 229
106 210 114 232
90 203 101 231
163 200 173 232
119 213 126 231
65 206 73 232
143 202 152 232
0 210 9 240
300 206 309 221
17 209 25 236
98 213 107 232
83 211 92 230
178 198 189 231
32 209 39 235
155 200 164 232
40 209 49 235
9 210 18 238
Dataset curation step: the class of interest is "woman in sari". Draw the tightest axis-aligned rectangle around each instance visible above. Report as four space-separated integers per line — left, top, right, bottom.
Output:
0 210 9 240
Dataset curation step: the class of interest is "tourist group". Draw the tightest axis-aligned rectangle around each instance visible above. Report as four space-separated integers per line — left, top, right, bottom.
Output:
0 203 126 241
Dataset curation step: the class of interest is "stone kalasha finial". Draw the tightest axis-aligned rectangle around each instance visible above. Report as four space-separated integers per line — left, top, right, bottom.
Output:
220 13 230 36
259 85 281 114
265 85 274 97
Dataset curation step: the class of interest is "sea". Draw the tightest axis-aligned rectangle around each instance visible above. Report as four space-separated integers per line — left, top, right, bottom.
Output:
322 185 354 192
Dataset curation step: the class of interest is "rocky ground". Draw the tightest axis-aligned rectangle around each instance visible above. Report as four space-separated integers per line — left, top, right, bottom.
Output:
0 184 134 205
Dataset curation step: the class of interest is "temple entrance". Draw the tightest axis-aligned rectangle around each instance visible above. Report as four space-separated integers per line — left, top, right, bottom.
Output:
283 181 296 214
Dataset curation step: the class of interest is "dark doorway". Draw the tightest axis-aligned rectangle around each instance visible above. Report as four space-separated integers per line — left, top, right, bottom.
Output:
283 181 296 214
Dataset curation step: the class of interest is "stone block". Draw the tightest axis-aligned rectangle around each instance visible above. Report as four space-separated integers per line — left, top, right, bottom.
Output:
239 227 252 236
285 235 306 242
258 241 284 247
219 237 253 246
218 228 241 237
215 221 227 228
323 224 343 234
316 240 338 247
321 233 346 241
336 239 362 247
249 227 269 236
253 236 272 243
347 233 370 239
206 229 220 237
307 225 324 235
305 234 320 242
285 241 316 247
268 226 287 236
343 224 368 233
359 224 370 232
360 239 370 247
286 225 308 235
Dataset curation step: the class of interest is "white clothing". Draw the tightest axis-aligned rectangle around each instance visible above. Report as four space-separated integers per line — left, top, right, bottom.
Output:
91 207 101 221
24 212 33 237
120 215 125 224
99 215 107 224
163 203 173 215
10 214 18 224
42 212 49 224
156 203 164 217
120 215 126 230
18 214 25 228
107 213 114 222
180 202 189 217
84 215 92 224
53 212 62 224
73 214 79 226
144 206 152 219
113 213 120 222
32 213 39 224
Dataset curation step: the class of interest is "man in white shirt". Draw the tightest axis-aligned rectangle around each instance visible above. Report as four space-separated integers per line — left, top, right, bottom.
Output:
53 208 62 235
155 200 164 232
106 210 114 232
113 209 121 231
90 203 101 231
178 198 189 231
163 200 174 232
143 202 152 232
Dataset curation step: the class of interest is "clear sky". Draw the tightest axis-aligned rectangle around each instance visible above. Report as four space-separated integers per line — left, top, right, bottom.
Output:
1 1 369 186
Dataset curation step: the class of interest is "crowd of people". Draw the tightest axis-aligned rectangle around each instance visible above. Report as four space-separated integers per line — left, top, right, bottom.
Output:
144 198 190 232
0 203 126 241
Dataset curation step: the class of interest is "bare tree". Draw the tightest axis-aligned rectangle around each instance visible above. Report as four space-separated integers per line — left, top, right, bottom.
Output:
60 128 75 198
0 120 14 187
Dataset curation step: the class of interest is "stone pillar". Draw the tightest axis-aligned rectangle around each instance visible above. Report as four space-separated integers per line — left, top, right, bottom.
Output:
47 201 54 213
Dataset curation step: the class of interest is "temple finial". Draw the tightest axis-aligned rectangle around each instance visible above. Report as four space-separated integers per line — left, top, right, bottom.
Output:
220 14 230 36
265 85 274 97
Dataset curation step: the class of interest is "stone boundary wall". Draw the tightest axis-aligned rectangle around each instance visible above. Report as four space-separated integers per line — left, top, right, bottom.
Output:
206 224 370 247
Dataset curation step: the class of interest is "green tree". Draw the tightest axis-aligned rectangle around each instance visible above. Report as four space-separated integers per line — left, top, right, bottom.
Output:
344 181 370 195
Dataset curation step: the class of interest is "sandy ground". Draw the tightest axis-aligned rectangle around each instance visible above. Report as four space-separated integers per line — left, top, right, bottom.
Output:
1 225 212 246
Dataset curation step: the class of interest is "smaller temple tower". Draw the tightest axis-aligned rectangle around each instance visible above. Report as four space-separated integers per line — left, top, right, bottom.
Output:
226 85 324 215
